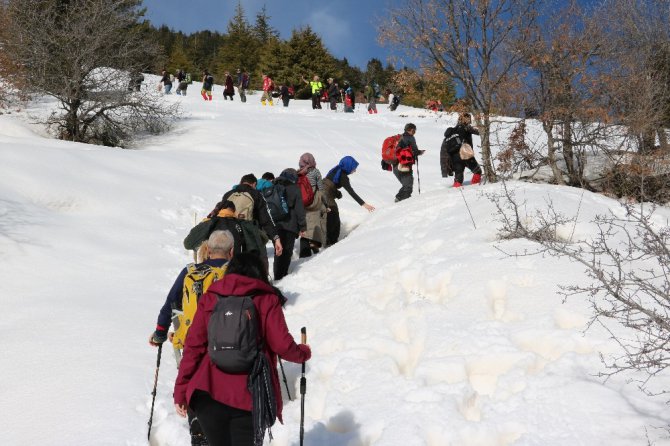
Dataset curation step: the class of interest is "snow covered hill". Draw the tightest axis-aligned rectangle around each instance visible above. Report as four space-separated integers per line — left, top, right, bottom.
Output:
1 82 669 445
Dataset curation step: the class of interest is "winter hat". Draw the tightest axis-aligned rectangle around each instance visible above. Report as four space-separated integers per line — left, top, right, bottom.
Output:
279 168 298 184
298 152 316 173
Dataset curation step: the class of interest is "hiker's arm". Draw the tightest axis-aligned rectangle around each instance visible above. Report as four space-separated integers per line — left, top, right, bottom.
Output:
293 188 307 232
156 268 187 330
174 296 211 405
340 174 365 206
466 125 480 136
263 297 311 363
255 194 278 240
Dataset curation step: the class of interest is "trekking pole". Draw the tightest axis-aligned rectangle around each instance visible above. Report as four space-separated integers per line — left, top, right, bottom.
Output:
459 188 477 230
278 357 292 400
416 157 421 195
299 327 307 446
147 343 163 441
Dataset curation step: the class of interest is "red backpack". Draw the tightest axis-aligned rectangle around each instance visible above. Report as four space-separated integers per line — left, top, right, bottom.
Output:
381 134 402 164
297 174 315 207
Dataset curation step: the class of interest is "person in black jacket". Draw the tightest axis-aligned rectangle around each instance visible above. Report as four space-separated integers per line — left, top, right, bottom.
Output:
442 112 482 187
393 123 425 202
323 156 375 246
327 78 340 110
272 168 307 281
221 174 283 273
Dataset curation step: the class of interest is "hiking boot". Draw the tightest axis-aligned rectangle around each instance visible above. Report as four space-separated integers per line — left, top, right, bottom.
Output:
262 100 266 106
453 182 462 188
471 173 482 184
269 100 274 106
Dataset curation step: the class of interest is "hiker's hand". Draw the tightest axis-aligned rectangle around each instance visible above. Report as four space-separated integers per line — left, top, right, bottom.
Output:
175 404 188 418
149 330 167 347
418 149 426 156
274 239 283 256
363 203 375 212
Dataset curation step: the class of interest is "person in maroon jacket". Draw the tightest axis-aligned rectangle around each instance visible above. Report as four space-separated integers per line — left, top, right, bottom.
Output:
174 253 311 446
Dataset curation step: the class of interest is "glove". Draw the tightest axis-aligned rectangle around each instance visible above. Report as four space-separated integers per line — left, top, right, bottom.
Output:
151 328 168 345
335 190 343 199
418 150 425 156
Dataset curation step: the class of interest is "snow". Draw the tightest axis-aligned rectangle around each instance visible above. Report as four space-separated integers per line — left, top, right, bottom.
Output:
1 78 669 445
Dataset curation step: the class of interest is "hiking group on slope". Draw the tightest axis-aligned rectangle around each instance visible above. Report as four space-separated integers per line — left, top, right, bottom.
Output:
147 108 482 445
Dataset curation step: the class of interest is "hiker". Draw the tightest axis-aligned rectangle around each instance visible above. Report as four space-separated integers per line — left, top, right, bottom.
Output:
128 71 144 91
297 153 328 258
327 78 340 111
442 112 482 187
271 168 306 281
160 70 172 95
302 75 323 110
261 74 274 106
221 173 283 273
393 123 425 202
365 83 378 114
279 84 290 107
323 156 375 246
201 70 214 101
342 82 355 113
223 72 235 100
173 252 311 446
237 68 249 103
176 69 189 96
388 90 400 112
150 229 235 446
183 201 246 256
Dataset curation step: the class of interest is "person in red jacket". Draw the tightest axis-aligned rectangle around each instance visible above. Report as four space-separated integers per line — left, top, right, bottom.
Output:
261 73 274 106
174 253 311 446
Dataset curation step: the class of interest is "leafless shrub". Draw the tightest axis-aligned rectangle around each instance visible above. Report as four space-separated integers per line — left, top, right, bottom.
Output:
490 183 670 405
2 0 176 147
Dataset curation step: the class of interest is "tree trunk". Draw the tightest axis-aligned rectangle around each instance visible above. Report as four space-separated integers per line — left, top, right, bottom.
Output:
658 127 669 152
480 114 497 182
543 120 565 185
561 120 580 185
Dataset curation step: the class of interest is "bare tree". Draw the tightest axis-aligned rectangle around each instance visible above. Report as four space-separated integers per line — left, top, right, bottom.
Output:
380 0 539 183
2 0 176 147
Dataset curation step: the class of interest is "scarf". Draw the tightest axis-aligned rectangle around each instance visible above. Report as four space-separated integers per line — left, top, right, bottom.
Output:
327 156 359 185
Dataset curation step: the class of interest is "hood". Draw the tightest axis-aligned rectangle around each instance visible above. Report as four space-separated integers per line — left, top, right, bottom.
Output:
278 168 298 184
207 273 275 297
256 178 274 191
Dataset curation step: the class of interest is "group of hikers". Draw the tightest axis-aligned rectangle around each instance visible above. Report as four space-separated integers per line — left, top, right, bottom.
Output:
147 110 482 445
153 68 402 113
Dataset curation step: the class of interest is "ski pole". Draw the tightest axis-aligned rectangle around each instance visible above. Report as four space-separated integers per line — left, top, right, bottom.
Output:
299 327 307 446
148 343 163 441
416 156 421 195
460 188 477 229
279 357 292 400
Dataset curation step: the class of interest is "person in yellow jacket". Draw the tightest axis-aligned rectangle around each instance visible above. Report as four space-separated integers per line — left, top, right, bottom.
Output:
302 74 323 110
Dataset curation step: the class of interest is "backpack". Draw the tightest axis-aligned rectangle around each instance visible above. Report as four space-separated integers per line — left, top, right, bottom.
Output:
185 73 192 84
297 174 315 207
373 83 381 98
381 134 402 164
443 129 463 155
208 294 261 373
172 263 227 349
262 184 289 223
228 191 255 221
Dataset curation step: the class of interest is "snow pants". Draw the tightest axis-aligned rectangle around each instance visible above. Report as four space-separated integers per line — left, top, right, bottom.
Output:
311 94 322 109
273 228 296 281
451 155 482 184
393 164 414 201
190 390 253 446
326 205 340 246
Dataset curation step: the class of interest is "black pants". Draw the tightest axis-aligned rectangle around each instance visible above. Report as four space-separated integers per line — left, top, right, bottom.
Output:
311 94 322 109
393 164 414 201
190 390 253 446
326 206 340 246
282 96 290 107
452 156 482 184
273 228 296 281
299 237 321 258
330 99 337 110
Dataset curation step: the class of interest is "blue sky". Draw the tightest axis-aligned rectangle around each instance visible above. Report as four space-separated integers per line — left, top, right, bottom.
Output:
141 0 399 69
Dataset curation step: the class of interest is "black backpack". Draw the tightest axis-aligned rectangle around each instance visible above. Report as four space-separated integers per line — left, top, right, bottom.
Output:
208 294 261 374
262 184 289 223
443 128 463 154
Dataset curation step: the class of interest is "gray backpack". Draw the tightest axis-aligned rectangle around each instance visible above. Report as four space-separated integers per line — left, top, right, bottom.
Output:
208 294 261 373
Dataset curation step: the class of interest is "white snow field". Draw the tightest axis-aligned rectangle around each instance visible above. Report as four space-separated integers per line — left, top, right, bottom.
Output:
1 79 669 446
